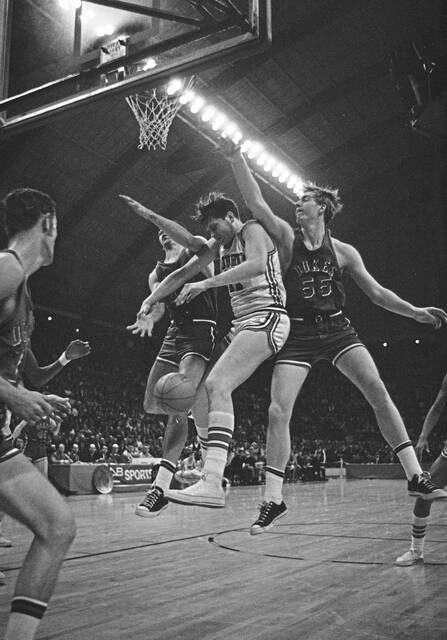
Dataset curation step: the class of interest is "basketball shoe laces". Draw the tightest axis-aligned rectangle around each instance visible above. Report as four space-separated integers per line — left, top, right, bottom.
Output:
142 486 162 508
255 501 274 525
418 471 438 491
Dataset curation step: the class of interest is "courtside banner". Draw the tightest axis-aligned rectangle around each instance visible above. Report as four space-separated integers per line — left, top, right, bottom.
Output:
109 463 155 485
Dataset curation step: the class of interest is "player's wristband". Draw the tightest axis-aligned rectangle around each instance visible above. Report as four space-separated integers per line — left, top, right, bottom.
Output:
58 352 70 366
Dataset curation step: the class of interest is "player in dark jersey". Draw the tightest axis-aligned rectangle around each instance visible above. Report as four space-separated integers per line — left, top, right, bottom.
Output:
121 192 289 508
0 188 76 640
396 373 447 565
12 339 90 477
226 144 447 534
121 197 217 516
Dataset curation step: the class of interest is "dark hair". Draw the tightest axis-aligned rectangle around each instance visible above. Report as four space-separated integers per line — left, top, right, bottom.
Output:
302 183 343 225
193 192 239 226
1 188 56 239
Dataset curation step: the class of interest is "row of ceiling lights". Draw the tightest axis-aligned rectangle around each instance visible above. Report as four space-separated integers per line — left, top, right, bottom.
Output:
165 78 304 197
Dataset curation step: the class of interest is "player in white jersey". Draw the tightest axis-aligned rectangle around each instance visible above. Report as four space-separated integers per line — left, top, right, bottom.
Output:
131 191 290 507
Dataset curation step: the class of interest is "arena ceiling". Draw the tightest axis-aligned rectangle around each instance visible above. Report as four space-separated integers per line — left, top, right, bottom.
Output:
1 0 446 342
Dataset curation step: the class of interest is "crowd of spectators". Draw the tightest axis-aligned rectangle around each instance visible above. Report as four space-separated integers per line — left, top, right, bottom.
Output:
17 312 447 484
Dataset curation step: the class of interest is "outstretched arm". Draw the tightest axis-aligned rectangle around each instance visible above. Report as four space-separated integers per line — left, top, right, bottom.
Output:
225 143 294 257
139 240 219 315
22 340 91 388
175 222 270 305
119 195 206 253
415 375 447 458
339 240 447 329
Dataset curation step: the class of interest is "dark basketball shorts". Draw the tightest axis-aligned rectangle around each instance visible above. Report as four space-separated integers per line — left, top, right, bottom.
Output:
156 319 217 368
275 312 365 369
24 439 48 462
0 404 21 464
223 309 290 355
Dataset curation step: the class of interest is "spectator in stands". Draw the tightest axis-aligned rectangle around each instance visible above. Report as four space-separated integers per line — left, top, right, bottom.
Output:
50 443 71 465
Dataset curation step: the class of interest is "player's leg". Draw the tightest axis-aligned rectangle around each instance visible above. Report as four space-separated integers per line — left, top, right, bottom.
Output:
250 363 309 535
168 330 275 507
190 342 225 460
137 357 184 516
0 511 12 547
335 346 447 500
396 454 447 566
32 456 48 478
0 454 76 640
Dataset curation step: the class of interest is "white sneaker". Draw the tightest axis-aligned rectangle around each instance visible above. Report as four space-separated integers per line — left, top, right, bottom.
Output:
395 549 424 566
0 535 12 548
167 473 225 508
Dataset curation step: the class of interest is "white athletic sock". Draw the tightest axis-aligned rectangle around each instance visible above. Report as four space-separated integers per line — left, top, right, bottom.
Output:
5 597 47 640
195 423 208 462
264 466 285 504
155 459 176 492
410 515 429 555
203 411 234 479
394 441 422 480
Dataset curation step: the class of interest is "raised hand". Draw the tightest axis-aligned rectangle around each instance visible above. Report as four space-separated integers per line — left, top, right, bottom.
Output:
126 315 154 338
119 195 153 222
414 306 447 329
65 339 91 361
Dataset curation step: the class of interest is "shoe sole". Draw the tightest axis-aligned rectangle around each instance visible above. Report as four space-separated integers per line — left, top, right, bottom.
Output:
167 494 225 508
135 504 168 518
394 558 424 567
249 508 288 536
408 490 447 501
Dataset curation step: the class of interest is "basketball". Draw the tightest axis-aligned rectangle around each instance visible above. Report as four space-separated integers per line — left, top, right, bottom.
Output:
153 373 196 414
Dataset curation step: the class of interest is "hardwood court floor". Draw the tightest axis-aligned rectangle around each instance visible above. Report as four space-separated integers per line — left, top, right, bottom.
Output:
1 478 447 640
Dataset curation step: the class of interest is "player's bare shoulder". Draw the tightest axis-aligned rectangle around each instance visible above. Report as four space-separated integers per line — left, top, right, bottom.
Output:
331 237 361 272
0 252 24 300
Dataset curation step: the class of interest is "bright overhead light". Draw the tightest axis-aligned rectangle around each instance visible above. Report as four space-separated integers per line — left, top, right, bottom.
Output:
263 156 275 172
211 113 226 131
272 163 284 178
201 106 216 122
232 130 243 144
256 153 268 167
382 342 388 347
142 58 157 71
240 140 252 154
278 170 290 183
166 78 183 95
179 89 195 105
293 179 304 195
247 142 263 160
190 97 205 114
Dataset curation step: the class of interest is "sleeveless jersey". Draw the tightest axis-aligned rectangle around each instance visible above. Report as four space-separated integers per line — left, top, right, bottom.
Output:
283 228 346 317
155 247 217 325
0 251 34 384
219 220 286 319
0 250 34 444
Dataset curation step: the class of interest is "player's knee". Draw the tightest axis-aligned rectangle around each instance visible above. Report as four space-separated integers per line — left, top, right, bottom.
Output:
204 375 228 401
363 377 389 407
37 505 76 548
268 401 292 428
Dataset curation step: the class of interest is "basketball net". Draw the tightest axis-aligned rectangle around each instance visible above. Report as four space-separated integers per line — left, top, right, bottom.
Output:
126 77 194 151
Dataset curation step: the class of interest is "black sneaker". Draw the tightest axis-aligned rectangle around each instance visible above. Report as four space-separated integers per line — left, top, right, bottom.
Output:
408 472 447 501
249 500 288 536
135 486 169 517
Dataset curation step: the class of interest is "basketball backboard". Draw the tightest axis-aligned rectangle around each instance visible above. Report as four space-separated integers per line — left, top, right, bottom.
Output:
0 0 271 134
